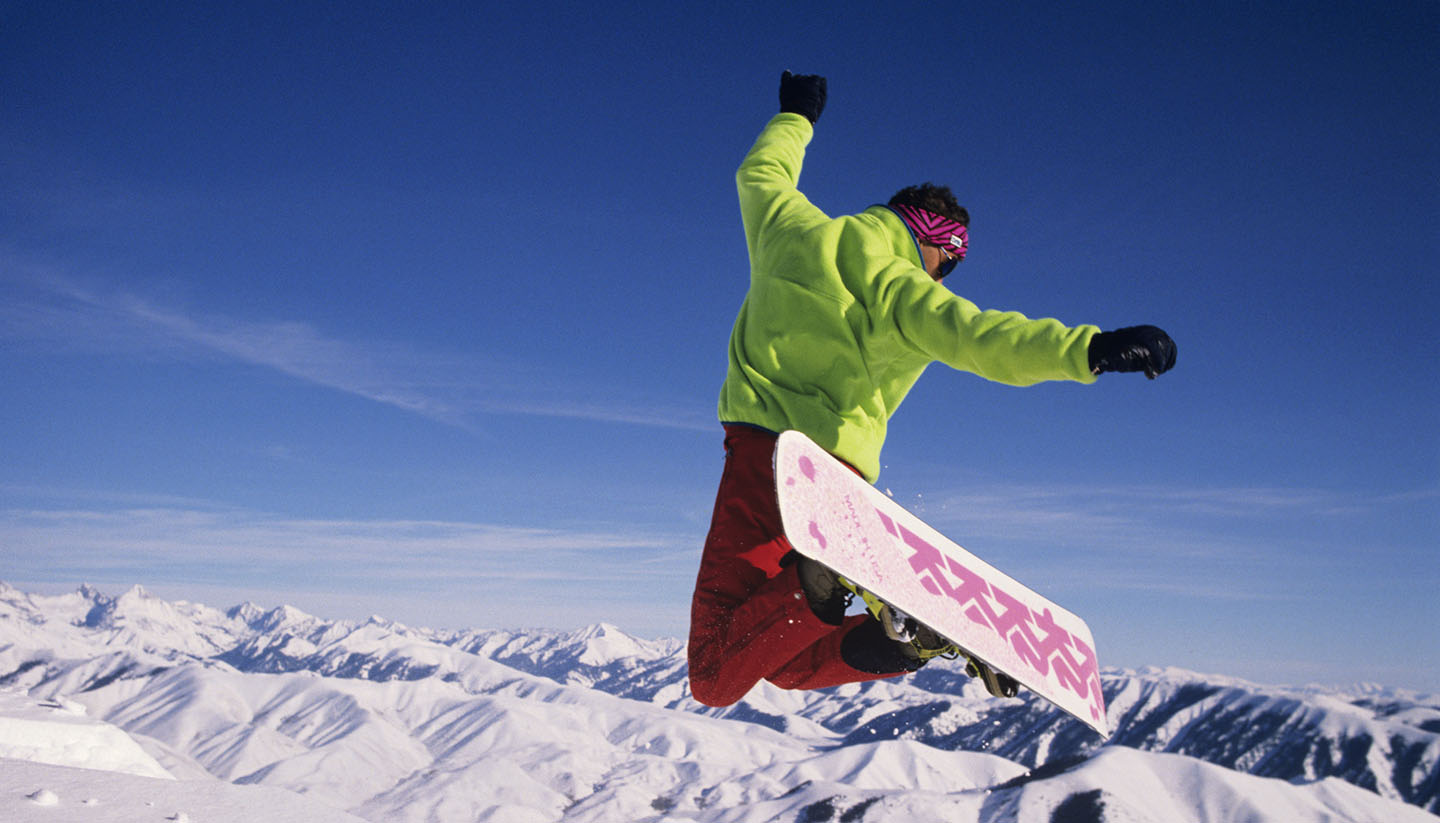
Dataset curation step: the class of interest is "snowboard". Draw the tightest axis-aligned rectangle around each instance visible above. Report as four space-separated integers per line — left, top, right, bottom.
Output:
774 430 1109 737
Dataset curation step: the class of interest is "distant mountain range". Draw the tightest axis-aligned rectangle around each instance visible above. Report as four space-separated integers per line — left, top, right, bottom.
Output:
1 582 1436 822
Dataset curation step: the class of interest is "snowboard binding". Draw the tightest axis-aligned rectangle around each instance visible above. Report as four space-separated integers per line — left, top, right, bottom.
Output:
838 575 1020 698
793 552 1020 699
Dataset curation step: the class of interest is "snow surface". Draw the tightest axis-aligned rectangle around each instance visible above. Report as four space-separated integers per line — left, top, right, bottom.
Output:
0 690 170 779
1 757 370 823
0 689 370 822
1 582 1437 822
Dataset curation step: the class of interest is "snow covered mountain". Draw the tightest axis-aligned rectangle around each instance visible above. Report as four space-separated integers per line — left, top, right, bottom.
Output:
1 582 1435 822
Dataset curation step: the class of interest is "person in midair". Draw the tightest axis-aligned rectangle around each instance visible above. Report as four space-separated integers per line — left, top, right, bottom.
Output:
686 71 1176 708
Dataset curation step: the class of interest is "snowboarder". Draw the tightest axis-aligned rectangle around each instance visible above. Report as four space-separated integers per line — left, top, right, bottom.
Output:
686 71 1175 708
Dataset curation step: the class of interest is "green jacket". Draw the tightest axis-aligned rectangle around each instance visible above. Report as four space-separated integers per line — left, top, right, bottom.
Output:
717 113 1099 482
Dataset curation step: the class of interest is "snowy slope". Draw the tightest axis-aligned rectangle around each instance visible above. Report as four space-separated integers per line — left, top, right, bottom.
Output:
2 582 1436 822
0 689 368 823
0 756 372 823
0 690 170 779
772 746 1439 823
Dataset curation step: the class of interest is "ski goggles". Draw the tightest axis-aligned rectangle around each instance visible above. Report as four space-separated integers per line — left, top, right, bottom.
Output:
893 204 968 276
936 242 964 279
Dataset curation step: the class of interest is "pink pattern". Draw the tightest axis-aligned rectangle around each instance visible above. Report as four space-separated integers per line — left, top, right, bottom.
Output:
776 431 1108 733
892 203 968 261
881 510 1104 721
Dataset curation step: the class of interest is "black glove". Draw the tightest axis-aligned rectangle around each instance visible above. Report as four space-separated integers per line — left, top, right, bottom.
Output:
779 70 827 124
1088 325 1177 379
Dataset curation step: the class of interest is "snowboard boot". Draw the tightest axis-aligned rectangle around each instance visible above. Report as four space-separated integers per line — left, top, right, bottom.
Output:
793 554 852 626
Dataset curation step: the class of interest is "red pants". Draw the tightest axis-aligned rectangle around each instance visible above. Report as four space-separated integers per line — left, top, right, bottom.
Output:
687 425 913 707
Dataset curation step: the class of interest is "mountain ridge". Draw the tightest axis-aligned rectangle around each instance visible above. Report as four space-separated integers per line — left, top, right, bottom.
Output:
1 581 1435 821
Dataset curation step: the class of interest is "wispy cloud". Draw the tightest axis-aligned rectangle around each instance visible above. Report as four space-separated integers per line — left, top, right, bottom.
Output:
881 478 1440 603
1 506 696 588
0 504 703 634
0 269 712 432
912 480 1420 546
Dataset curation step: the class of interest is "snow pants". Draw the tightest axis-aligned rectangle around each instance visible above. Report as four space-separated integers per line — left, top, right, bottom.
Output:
687 425 920 708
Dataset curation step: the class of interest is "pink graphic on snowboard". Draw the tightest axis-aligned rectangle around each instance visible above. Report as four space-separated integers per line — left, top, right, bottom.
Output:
780 433 1108 732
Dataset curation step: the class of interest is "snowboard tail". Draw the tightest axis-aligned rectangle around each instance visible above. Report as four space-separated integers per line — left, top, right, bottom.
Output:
774 430 1109 737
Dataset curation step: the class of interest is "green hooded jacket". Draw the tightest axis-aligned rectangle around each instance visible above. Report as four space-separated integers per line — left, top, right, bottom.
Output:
717 113 1099 482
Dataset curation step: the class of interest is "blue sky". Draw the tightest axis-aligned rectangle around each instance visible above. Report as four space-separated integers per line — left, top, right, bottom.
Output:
3 1 1436 691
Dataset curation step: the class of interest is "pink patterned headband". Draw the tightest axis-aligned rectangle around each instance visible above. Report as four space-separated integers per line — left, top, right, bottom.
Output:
892 203 968 262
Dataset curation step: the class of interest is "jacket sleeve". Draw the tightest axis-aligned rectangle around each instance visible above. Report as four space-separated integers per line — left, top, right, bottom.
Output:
880 266 1100 386
736 114 830 260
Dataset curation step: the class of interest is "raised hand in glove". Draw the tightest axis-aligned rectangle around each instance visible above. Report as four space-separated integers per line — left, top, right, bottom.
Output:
779 70 827 124
1089 325 1177 379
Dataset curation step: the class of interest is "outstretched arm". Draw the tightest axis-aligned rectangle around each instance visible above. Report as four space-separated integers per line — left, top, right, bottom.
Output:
736 71 831 257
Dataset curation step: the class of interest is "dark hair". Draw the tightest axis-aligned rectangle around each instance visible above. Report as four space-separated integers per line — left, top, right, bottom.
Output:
889 183 968 227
